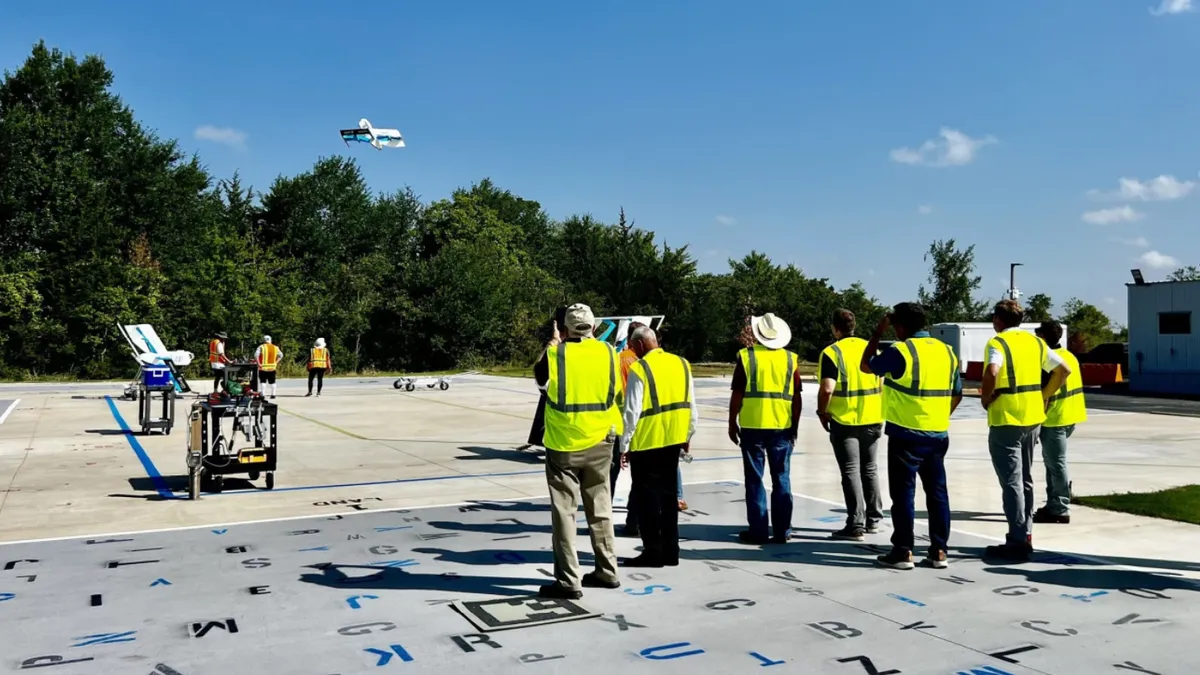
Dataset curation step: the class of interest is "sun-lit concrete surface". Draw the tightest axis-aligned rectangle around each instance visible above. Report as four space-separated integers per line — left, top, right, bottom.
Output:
1 374 1198 578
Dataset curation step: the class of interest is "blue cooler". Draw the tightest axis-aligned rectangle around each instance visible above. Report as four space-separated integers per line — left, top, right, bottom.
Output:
141 365 172 388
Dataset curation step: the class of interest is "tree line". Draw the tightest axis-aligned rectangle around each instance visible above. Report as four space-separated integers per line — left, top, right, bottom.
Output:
0 43 1145 380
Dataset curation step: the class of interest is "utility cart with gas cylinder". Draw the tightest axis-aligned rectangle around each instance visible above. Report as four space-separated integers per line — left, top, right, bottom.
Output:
185 362 277 499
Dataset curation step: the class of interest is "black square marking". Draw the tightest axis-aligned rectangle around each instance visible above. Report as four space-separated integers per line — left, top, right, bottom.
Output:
451 596 599 632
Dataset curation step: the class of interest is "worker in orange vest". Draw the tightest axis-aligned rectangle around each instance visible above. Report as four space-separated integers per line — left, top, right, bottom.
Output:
209 332 231 392
307 337 332 397
255 335 282 399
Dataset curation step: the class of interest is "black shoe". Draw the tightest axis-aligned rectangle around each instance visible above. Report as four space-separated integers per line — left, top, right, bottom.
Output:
622 554 664 568
618 525 640 538
770 532 792 544
1032 508 1070 524
581 572 620 589
305 393 312 397
537 583 582 600
830 527 865 541
663 557 679 567
984 542 1032 561
738 530 769 545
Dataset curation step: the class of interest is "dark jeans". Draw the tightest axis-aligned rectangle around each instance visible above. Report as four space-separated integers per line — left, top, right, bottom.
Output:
307 368 326 394
630 445 681 561
887 435 950 554
740 428 794 540
612 440 684 530
212 367 223 392
527 394 548 446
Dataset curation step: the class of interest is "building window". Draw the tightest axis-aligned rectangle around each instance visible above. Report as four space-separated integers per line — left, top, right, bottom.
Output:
1159 312 1192 335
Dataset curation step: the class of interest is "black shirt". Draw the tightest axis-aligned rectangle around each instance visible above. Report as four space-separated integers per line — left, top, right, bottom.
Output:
533 337 584 387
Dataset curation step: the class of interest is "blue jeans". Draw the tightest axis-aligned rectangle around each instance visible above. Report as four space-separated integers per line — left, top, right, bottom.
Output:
886 435 950 554
740 429 794 540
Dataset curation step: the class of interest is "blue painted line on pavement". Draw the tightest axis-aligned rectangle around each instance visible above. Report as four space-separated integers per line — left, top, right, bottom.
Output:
104 396 180 500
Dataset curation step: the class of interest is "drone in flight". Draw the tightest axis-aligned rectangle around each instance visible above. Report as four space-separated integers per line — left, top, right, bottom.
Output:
340 118 405 150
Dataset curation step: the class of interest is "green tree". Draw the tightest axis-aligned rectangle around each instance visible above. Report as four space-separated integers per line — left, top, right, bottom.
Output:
1058 298 1117 353
1167 266 1200 282
917 239 989 324
1024 293 1054 322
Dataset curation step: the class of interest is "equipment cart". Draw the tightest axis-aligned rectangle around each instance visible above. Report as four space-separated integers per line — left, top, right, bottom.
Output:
138 365 176 435
185 363 278 499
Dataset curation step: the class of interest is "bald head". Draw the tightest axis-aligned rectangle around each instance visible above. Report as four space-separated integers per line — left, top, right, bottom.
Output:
629 325 659 357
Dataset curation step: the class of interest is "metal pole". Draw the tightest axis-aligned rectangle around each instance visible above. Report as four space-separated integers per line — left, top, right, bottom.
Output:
1009 262 1023 300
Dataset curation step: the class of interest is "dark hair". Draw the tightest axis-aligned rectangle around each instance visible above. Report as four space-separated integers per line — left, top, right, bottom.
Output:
831 308 856 335
891 302 927 335
1036 320 1063 347
992 299 1024 329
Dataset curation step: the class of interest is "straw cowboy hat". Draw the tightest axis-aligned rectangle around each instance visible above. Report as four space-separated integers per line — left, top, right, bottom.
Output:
751 313 792 350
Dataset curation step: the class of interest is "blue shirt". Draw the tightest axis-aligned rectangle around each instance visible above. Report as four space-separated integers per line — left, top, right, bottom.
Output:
866 331 963 441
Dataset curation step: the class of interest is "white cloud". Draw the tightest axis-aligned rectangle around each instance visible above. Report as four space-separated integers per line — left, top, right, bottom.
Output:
917 204 933 215
1110 235 1150 248
714 214 737 226
194 125 248 150
1151 0 1193 15
1138 250 1180 269
889 128 997 167
1082 205 1145 224
1088 175 1195 201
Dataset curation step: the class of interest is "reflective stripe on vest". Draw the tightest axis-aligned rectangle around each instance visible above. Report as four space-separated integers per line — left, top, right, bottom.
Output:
259 344 280 371
1045 347 1087 427
629 349 692 451
987 331 1047 427
309 348 329 369
738 346 796 430
821 337 883 426
543 339 623 452
883 338 959 433
209 339 222 365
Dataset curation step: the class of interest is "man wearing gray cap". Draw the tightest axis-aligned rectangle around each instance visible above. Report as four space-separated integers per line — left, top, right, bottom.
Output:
533 303 623 599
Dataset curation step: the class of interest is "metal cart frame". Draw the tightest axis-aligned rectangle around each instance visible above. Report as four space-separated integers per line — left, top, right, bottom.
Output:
186 397 278 499
138 384 176 435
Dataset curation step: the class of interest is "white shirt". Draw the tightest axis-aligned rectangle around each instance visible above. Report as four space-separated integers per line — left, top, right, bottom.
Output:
619 359 699 452
985 327 1066 373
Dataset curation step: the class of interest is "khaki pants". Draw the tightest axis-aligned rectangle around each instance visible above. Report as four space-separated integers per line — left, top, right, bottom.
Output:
545 439 619 590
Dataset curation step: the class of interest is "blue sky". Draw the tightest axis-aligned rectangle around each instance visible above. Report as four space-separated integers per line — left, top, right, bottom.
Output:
4 1 1199 325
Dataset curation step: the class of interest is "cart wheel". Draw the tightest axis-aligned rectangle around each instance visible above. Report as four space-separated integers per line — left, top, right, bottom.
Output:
248 471 260 481
165 425 172 436
393 379 403 389
212 475 224 494
405 382 415 392
265 473 275 490
439 381 449 391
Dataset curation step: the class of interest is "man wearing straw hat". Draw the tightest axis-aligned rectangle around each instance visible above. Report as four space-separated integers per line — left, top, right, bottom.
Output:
728 313 803 545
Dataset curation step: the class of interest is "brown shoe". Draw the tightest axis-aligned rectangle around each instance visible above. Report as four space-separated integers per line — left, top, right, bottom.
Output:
922 549 948 569
677 499 688 511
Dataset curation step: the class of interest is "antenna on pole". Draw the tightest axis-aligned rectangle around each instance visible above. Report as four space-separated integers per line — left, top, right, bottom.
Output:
1008 262 1024 301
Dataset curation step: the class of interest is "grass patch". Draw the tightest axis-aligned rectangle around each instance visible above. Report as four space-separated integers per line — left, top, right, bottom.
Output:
1073 485 1200 525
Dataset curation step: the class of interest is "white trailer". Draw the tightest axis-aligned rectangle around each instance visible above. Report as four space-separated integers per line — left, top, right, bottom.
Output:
930 322 1068 372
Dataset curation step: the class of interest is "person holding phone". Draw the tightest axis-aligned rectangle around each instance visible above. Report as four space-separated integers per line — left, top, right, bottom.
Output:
520 307 568 451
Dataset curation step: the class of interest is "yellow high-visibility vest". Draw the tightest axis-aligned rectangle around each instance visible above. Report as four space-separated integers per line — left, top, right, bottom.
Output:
986 330 1047 427
309 347 329 369
737 345 798 430
1045 347 1087 427
543 339 623 452
259 343 280 371
820 337 883 426
628 349 692 451
883 338 959 432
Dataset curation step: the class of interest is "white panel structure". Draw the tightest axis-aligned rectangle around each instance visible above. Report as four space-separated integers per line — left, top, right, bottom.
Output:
930 322 1068 372
1127 279 1200 395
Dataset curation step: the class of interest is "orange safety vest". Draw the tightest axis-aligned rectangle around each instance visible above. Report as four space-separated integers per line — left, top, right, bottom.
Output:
308 347 329 369
259 343 280 371
209 339 223 365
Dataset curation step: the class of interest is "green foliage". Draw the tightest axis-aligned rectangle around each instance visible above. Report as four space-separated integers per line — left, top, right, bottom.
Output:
917 239 990 324
1167 265 1200 282
0 42 890 379
1058 298 1119 352
1024 293 1053 322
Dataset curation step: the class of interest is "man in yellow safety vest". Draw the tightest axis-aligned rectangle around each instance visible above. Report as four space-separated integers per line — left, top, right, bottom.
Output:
816 309 884 541
306 338 332 397
1033 320 1085 525
728 313 802 545
255 335 282 399
617 324 698 567
980 300 1071 561
209 331 230 392
533 303 622 599
861 302 962 570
